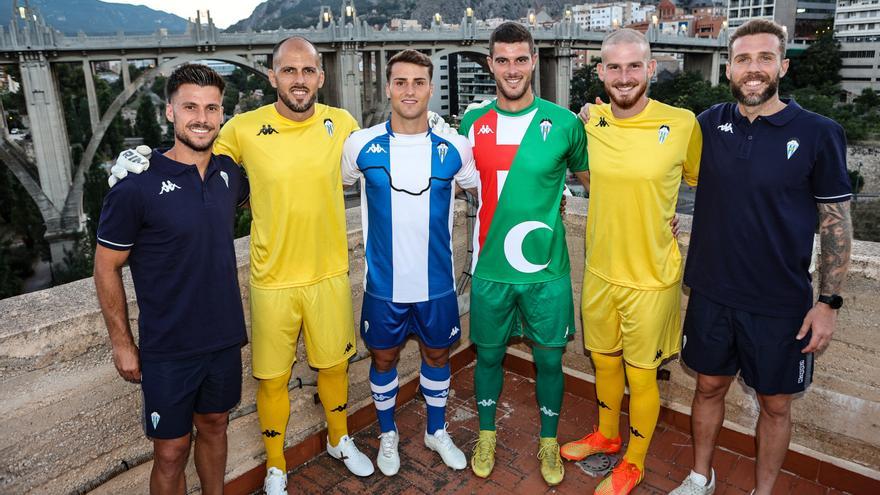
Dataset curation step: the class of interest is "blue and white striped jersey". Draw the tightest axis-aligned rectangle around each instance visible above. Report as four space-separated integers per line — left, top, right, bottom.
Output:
342 121 479 303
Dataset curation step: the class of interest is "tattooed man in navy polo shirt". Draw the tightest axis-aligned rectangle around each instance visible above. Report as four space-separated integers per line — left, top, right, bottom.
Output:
671 20 853 495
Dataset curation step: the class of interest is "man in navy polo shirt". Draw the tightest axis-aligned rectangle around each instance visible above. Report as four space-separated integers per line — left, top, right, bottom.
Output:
671 20 853 495
94 64 248 495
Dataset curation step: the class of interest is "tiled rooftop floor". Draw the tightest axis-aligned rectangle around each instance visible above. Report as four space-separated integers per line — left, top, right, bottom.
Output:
284 362 849 495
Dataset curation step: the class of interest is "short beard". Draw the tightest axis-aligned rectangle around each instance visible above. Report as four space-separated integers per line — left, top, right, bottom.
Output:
496 75 532 103
175 127 216 152
731 75 778 107
609 83 648 111
278 90 317 114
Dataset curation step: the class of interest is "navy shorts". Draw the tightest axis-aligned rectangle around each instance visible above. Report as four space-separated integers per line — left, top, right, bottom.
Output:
141 345 242 439
360 291 461 350
682 290 813 395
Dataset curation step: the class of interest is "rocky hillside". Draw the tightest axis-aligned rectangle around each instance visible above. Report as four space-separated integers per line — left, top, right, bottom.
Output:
0 0 188 35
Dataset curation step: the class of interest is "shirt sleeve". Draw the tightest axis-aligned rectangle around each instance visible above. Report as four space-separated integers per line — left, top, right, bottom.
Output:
453 139 479 190
683 116 702 187
236 166 250 206
96 181 143 251
340 134 362 186
214 117 242 164
811 121 852 203
567 119 589 173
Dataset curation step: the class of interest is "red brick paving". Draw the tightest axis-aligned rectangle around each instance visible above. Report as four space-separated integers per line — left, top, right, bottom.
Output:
279 363 850 494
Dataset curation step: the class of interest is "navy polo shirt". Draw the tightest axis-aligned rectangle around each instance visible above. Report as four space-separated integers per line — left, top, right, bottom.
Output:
97 151 250 361
684 100 851 318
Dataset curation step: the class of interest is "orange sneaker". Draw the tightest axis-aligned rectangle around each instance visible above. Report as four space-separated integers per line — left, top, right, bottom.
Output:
594 459 644 495
560 426 622 461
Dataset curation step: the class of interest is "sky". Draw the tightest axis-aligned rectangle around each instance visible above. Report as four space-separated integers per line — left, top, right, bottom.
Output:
102 0 265 29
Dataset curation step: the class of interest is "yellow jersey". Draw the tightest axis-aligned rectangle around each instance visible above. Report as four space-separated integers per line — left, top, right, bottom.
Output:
584 99 702 290
215 103 359 289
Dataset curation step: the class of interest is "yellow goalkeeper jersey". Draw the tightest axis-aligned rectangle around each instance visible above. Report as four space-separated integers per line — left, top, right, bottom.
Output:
584 99 702 289
215 103 359 289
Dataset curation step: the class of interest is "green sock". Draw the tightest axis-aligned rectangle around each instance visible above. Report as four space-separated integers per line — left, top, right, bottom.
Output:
474 345 506 431
533 345 565 438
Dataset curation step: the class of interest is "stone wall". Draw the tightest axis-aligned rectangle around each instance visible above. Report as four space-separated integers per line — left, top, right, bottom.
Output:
1 199 879 494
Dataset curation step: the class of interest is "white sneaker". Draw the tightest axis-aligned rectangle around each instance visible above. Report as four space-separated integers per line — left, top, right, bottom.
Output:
327 434 375 476
376 430 400 476
424 426 466 470
263 466 288 495
670 468 716 495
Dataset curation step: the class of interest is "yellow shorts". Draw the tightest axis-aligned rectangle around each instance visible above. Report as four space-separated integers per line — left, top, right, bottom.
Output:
250 273 356 378
582 269 682 369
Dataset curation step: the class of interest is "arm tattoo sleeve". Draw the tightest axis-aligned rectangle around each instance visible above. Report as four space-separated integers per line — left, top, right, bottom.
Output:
818 200 853 295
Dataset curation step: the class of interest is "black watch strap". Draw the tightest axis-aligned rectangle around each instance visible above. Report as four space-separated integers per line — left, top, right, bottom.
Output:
818 294 843 309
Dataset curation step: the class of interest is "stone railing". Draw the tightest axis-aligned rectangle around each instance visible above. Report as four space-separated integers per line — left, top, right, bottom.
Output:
1 198 878 493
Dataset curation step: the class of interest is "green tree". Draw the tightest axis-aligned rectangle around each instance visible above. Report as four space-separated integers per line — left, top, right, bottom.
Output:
650 71 732 115
135 93 163 145
783 24 841 93
569 59 607 113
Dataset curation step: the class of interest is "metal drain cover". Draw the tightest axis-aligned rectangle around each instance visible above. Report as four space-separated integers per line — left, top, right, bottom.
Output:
575 453 619 477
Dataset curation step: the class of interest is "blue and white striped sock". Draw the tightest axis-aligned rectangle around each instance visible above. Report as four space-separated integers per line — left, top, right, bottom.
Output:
420 361 451 434
370 366 398 433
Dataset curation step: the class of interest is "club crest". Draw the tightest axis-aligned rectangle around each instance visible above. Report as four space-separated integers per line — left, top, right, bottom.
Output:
437 142 449 163
658 124 670 144
539 118 553 141
150 412 161 430
219 170 229 188
786 139 799 159
324 118 335 137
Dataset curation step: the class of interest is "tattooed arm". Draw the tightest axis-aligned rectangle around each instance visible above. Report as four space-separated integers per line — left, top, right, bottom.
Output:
796 200 853 353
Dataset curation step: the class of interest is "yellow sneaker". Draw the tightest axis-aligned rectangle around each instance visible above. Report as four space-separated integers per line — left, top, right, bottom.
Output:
538 437 565 486
470 430 497 478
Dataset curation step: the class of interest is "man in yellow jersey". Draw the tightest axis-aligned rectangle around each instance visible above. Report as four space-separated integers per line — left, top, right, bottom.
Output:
559 29 702 495
111 37 373 495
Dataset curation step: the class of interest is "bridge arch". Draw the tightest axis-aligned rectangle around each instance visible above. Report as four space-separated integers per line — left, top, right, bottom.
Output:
64 52 270 218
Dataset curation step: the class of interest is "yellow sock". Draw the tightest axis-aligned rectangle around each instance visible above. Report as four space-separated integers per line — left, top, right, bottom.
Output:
623 364 660 471
318 361 350 446
592 352 625 440
257 369 292 471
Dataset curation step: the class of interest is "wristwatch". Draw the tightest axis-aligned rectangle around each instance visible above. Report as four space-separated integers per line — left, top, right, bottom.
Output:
818 294 843 309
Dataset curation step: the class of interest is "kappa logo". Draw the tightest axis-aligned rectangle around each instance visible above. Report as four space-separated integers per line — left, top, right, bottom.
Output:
629 426 646 438
219 170 229 188
344 342 353 353
372 393 393 401
449 326 460 338
658 124 671 144
477 399 496 407
363 321 370 333
437 142 449 163
256 124 278 136
150 412 161 430
262 429 281 438
717 122 734 133
539 118 553 141
324 118 335 137
787 138 800 160
598 400 611 410
436 390 449 398
159 180 181 195
654 349 663 361
330 403 347 412
596 116 610 127
540 406 559 417
477 124 494 135
366 143 387 154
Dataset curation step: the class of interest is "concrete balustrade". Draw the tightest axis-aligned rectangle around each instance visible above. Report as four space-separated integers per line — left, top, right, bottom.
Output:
1 199 878 493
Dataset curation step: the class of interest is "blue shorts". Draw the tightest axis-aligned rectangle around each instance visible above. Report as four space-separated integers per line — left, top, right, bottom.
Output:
141 345 242 439
360 291 461 350
682 290 813 395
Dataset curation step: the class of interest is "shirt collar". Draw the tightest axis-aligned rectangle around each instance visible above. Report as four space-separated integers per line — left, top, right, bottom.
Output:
149 148 219 177
732 98 802 127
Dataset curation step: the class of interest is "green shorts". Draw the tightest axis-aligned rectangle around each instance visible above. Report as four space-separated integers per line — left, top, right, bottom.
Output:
470 275 575 348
